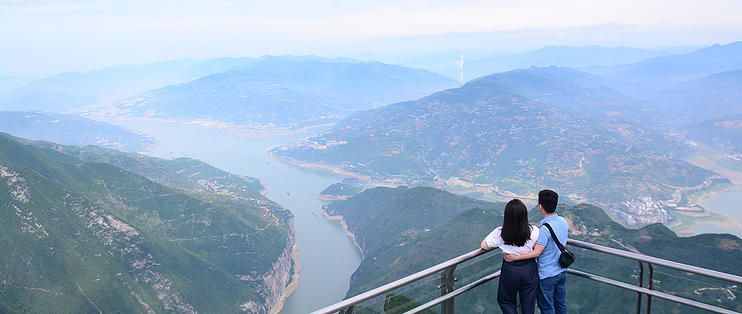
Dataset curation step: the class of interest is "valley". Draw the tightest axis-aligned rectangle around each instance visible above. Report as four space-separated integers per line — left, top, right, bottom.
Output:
2 36 742 313
105 118 363 313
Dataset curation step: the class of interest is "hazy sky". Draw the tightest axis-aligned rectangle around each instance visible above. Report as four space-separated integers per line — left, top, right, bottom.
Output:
2 0 742 76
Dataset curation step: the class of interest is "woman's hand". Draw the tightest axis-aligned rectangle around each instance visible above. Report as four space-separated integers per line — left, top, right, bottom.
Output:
504 244 545 262
503 254 519 262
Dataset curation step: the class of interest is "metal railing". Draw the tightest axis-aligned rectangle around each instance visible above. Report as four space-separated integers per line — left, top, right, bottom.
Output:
311 239 742 314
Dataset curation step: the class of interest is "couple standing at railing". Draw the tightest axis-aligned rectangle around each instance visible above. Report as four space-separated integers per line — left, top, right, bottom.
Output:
480 190 570 314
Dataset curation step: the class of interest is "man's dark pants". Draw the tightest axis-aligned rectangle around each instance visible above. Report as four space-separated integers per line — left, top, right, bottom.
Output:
537 271 567 314
497 258 539 314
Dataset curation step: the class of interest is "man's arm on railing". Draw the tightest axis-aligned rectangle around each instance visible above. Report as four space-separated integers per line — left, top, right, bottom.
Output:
504 244 544 262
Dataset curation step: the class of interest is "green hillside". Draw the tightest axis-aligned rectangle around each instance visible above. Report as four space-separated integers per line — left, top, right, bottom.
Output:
325 186 742 313
319 183 363 199
24 140 268 201
0 133 294 313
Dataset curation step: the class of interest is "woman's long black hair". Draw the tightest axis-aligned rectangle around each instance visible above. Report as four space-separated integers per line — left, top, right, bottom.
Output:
501 199 532 247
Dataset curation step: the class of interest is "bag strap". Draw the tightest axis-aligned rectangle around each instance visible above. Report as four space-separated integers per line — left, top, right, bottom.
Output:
543 223 566 251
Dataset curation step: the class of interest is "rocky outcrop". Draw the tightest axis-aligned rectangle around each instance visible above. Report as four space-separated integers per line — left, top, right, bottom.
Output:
64 193 196 313
241 219 298 313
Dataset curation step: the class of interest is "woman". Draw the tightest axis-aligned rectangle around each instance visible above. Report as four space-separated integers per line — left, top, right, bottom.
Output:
481 199 540 314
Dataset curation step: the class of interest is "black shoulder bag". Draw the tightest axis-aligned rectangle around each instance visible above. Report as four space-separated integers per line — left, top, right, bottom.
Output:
543 223 575 268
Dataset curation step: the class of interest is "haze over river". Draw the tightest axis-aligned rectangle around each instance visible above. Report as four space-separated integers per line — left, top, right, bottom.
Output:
112 119 362 313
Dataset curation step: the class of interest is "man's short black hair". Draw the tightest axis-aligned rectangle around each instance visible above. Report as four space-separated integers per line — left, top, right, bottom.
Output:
538 189 558 213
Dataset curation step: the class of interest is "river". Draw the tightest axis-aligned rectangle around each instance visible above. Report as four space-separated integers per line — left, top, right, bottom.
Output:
688 188 742 238
111 119 362 313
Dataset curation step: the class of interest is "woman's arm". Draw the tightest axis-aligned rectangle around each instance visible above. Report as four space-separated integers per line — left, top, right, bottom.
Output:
481 239 494 251
481 228 501 251
503 244 545 261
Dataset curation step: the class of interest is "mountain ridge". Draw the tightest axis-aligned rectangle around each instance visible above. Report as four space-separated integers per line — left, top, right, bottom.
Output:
275 66 728 226
0 111 155 152
587 41 742 84
113 58 457 128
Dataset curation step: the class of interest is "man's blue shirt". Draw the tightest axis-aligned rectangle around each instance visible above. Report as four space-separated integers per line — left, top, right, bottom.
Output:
536 214 569 280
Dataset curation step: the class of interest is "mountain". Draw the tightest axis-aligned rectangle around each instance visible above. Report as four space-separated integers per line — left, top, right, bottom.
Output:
355 46 697 80
580 44 742 125
685 113 742 154
0 133 295 313
324 186 742 313
274 67 727 226
0 111 154 152
587 42 742 85
114 57 458 128
0 76 36 95
464 45 697 81
1 58 256 112
655 70 742 122
448 66 654 120
351 50 506 80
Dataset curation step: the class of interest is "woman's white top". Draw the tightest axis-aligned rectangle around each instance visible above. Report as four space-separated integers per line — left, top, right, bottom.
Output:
484 225 540 255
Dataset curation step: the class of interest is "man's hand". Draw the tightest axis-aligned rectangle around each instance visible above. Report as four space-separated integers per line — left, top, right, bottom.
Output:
503 254 519 262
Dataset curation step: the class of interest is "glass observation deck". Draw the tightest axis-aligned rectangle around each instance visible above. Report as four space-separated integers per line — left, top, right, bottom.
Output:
311 239 742 314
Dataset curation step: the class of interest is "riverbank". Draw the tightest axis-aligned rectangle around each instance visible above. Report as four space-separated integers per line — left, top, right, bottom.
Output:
669 208 741 236
670 186 742 238
92 114 337 138
316 194 352 201
267 152 372 183
319 209 365 259
672 147 742 237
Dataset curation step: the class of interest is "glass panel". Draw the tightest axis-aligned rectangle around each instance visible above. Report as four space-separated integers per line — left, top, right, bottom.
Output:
650 296 715 314
567 275 638 313
648 266 740 313
453 250 503 313
350 270 443 313
351 250 504 313
566 247 640 313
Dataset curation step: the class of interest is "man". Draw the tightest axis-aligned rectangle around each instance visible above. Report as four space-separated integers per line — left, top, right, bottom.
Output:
504 189 568 314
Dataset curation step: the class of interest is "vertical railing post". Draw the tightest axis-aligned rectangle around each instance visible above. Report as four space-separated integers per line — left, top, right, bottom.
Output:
440 265 457 314
340 305 354 314
637 261 644 314
646 263 654 314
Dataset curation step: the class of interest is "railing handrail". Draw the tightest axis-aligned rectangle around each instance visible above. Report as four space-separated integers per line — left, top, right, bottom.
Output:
568 239 742 284
309 247 498 314
312 239 742 313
